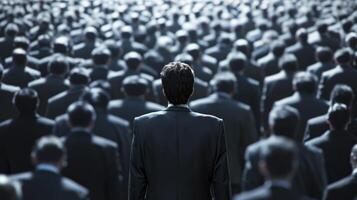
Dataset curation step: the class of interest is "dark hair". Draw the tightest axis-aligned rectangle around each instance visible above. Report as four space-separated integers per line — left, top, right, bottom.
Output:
161 62 194 105
0 175 20 200
32 136 65 163
67 101 96 128
53 37 69 54
48 56 69 75
279 54 298 72
269 105 299 139
346 33 357 49
234 39 250 55
69 68 89 85
122 75 149 96
260 136 298 178
316 47 333 62
330 84 354 106
14 36 30 50
317 22 328 33
81 88 110 109
4 23 19 37
293 72 317 94
295 28 308 43
124 52 142 70
13 88 39 114
84 27 97 41
176 30 188 43
271 40 285 57
328 103 350 130
121 26 133 39
105 40 121 58
228 52 247 72
342 20 353 33
210 72 237 94
174 54 193 66
12 48 27 66
38 34 51 48
334 48 352 65
92 47 111 65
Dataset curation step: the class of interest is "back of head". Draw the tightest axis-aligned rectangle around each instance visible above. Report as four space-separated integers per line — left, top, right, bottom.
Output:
210 72 237 94
346 33 357 50
91 47 111 65
176 30 188 43
12 48 27 67
271 40 285 57
330 84 354 107
105 40 121 58
69 67 89 86
81 88 110 109
121 26 133 39
14 36 30 50
269 105 300 139
279 54 298 72
316 47 333 63
317 22 328 34
4 23 19 38
161 62 194 105
67 101 96 129
53 37 69 54
124 51 142 70
234 39 250 55
122 75 149 97
13 88 39 115
228 52 247 72
334 48 352 66
32 136 65 165
90 80 112 96
0 175 20 200
295 28 308 43
38 34 51 48
84 26 97 42
328 103 350 130
293 72 317 94
175 54 194 66
48 55 69 76
342 20 353 33
185 43 200 60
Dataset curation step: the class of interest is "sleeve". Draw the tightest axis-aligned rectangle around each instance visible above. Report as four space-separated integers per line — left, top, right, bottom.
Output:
240 110 258 166
212 120 231 200
129 119 148 200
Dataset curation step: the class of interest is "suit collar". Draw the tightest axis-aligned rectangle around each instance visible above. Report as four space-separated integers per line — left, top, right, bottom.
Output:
166 104 191 112
211 92 232 100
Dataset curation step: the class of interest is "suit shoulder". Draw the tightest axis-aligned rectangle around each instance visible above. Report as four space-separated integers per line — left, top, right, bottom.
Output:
48 90 67 103
92 135 118 149
28 78 46 87
61 176 89 197
145 101 165 110
37 116 55 126
107 114 130 127
9 172 33 182
234 186 269 200
327 175 354 192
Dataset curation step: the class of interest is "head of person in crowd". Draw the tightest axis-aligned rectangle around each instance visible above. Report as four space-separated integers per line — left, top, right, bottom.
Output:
122 75 149 98
176 30 189 46
295 28 308 44
121 26 133 40
342 19 353 34
334 48 353 67
69 67 90 87
81 88 110 111
185 43 201 61
269 105 300 140
4 23 19 40
218 35 232 48
53 37 70 55
12 48 27 68
14 36 30 51
259 136 298 182
0 175 20 200
234 39 251 57
160 62 194 105
91 47 111 67
38 34 52 49
279 54 298 74
292 72 318 95
327 103 350 131
345 32 357 51
13 88 39 116
270 40 285 58
84 26 97 43
209 72 237 96
105 40 121 60
315 47 333 64
330 84 354 109
124 51 142 72
48 55 69 78
90 80 112 96
228 52 247 74
317 22 328 35
67 101 96 131
31 136 66 171
175 54 194 66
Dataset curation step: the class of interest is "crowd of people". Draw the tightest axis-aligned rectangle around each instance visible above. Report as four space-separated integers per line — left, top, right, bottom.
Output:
0 0 357 199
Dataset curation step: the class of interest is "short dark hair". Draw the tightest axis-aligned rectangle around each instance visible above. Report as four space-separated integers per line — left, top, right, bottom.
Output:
334 48 352 65
330 84 354 106
317 22 328 33
69 68 89 85
316 47 333 62
271 40 285 57
228 52 247 72
279 54 298 72
295 28 308 43
210 72 237 94
81 88 110 109
67 101 96 128
175 54 194 66
32 136 65 163
92 47 111 65
260 136 298 178
328 103 350 130
122 75 149 96
14 36 30 50
12 48 27 66
53 37 69 54
13 88 38 114
84 27 97 41
124 52 142 70
186 43 201 60
4 23 19 37
269 105 300 139
105 40 121 58
293 72 317 94
161 62 194 105
234 39 250 55
48 56 69 75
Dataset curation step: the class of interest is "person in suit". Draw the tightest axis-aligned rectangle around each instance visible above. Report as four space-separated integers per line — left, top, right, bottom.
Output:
307 47 335 80
129 62 230 200
28 56 70 115
257 40 286 77
109 75 164 127
0 175 20 200
2 48 40 88
306 103 357 184
84 46 113 82
236 136 311 200
0 88 54 174
118 26 147 56
10 136 89 200
205 35 233 63
73 27 99 59
323 144 357 200
190 72 258 194
46 67 89 119
275 72 329 140
262 54 298 134
29 34 52 60
0 64 19 122
242 105 327 199
62 101 122 200
0 23 18 62
185 43 213 82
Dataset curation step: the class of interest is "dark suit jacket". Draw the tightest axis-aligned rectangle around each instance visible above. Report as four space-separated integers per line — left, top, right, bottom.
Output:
11 170 89 200
286 42 316 70
0 115 54 174
73 42 97 59
307 62 335 80
190 93 258 186
242 137 327 199
129 106 230 200
28 75 69 115
2 66 41 88
62 130 122 200
0 37 14 61
38 53 82 76
257 53 281 77
205 44 231 62
0 83 19 122
306 130 357 184
324 173 357 200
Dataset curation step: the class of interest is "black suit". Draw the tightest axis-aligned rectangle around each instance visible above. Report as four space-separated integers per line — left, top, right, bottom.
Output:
0 83 19 122
0 115 54 174
307 62 335 80
62 129 122 200
129 106 230 200
0 37 14 61
11 169 89 200
257 53 281 77
73 42 97 59
306 130 357 184
2 66 41 88
324 173 357 200
190 93 258 193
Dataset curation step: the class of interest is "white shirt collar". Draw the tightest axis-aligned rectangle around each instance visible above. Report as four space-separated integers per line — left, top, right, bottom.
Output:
37 164 60 174
168 103 189 108
266 179 291 189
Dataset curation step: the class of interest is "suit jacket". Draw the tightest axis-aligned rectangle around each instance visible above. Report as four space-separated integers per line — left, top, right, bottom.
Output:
205 44 231 62
242 137 327 199
2 66 41 88
38 53 82 76
73 42 97 59
275 93 329 141
62 129 122 200
11 170 89 200
0 83 19 122
0 114 54 174
257 53 281 77
28 75 69 115
306 130 357 184
190 93 258 186
46 86 88 119
307 62 335 80
324 173 357 200
0 37 14 61
286 42 316 70
129 106 230 200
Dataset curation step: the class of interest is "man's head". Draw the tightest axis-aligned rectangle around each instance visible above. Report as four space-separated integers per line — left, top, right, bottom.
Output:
53 37 69 54
122 75 149 97
228 52 247 73
48 56 69 76
81 88 110 110
234 39 250 56
124 52 142 71
316 47 333 63
271 40 285 57
269 105 300 140
295 28 308 44
161 62 194 105
91 47 111 66
105 40 121 59
328 103 350 131
334 48 353 66
293 72 317 95
13 88 39 115
84 26 97 42
69 68 90 86
31 136 66 170
186 43 201 60
14 36 30 51
330 84 354 108
67 101 96 130
209 72 237 95
259 136 298 181
279 54 298 72
12 48 27 67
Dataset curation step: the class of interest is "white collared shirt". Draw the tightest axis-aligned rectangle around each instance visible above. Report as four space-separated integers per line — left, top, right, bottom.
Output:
266 179 291 189
37 164 60 174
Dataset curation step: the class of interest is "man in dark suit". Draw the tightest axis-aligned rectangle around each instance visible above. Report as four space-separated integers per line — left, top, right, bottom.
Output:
46 67 89 119
262 54 298 134
129 62 230 200
0 23 18 62
0 175 20 200
0 64 19 122
257 40 286 77
306 103 357 184
62 101 122 200
323 144 357 200
307 47 335 80
118 26 147 56
275 72 329 140
190 72 258 194
0 88 54 174
242 105 327 199
10 136 89 200
2 48 40 88
205 36 232 62
73 27 99 59
28 56 69 115
236 136 311 200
